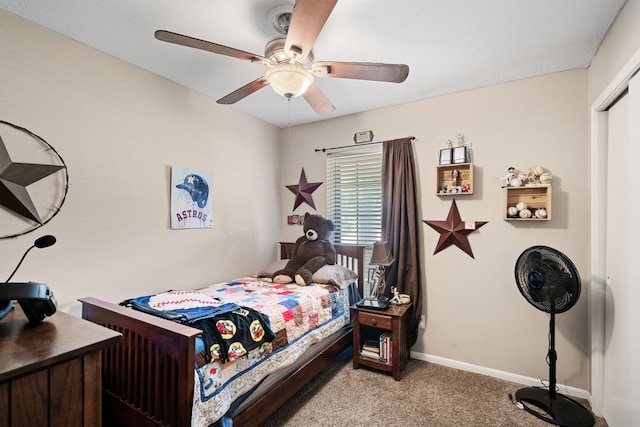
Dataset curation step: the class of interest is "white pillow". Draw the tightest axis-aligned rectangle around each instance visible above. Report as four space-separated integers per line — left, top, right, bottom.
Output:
312 265 358 288
258 261 358 288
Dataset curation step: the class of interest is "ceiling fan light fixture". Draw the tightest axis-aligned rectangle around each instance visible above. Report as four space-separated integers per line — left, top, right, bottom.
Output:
265 63 314 98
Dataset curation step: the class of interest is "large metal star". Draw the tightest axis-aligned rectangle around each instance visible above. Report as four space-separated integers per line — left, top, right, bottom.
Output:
0 134 65 224
286 168 323 211
423 200 488 258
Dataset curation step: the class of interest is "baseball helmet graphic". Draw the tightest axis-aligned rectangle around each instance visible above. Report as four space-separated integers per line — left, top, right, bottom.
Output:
176 174 209 208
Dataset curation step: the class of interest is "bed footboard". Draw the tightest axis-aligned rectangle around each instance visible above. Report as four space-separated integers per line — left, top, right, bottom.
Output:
80 297 201 427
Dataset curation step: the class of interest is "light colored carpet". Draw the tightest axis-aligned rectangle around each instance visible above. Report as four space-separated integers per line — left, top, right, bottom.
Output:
261 348 608 427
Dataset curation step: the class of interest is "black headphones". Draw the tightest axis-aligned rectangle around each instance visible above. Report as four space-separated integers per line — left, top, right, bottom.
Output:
1 235 59 325
0 282 57 324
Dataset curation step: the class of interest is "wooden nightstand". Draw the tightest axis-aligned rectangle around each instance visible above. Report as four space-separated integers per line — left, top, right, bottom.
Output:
351 303 412 380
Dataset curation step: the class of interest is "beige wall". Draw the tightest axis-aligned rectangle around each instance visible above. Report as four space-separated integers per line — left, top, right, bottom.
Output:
0 10 281 314
281 70 590 390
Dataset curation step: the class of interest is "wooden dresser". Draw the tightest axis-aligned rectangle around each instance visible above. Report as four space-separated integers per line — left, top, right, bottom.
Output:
0 304 121 427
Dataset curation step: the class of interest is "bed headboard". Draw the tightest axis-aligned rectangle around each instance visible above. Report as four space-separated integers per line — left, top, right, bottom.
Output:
278 241 365 296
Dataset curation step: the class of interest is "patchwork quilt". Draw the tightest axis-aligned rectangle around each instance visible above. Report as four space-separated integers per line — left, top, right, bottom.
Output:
128 276 353 427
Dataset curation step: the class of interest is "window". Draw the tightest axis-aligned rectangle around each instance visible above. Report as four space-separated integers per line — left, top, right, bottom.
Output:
326 148 382 292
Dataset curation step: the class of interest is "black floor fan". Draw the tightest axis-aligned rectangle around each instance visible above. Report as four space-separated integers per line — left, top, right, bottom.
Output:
514 246 595 427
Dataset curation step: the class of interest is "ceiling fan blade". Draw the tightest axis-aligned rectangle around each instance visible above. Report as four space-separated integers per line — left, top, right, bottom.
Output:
155 30 269 65
217 78 269 105
285 0 337 60
302 83 335 115
314 61 409 83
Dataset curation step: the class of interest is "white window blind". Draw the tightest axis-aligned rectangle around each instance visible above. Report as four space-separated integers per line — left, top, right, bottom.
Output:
326 148 382 246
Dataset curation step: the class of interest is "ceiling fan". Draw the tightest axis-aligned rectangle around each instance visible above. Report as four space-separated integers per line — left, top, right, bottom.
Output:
154 0 409 115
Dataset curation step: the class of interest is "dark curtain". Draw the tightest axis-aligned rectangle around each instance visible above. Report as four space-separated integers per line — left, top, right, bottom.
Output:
382 138 422 345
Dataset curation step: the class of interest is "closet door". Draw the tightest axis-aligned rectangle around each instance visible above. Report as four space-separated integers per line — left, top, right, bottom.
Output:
604 72 640 426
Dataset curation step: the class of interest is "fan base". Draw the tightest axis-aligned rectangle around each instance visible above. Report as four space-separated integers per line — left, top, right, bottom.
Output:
516 387 595 427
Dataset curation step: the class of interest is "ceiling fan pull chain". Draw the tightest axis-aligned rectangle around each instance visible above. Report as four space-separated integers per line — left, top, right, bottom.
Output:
287 98 292 145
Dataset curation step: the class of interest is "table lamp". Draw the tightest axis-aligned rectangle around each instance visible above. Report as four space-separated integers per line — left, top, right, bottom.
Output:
367 241 394 300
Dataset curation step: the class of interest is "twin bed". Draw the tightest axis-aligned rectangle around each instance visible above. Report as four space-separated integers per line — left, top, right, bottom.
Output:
80 242 364 427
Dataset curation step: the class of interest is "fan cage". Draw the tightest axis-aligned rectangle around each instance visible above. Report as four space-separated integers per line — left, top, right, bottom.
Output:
514 246 581 314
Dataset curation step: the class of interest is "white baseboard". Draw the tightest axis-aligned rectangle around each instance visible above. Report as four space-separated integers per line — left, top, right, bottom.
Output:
410 351 592 402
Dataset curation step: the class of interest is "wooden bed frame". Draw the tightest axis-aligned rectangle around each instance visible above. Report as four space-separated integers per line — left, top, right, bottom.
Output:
80 242 364 427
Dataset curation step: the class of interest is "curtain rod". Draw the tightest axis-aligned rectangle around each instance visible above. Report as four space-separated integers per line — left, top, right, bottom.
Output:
314 136 415 153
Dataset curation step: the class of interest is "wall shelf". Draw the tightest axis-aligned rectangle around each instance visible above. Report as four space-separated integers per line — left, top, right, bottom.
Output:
436 163 473 195
504 185 552 220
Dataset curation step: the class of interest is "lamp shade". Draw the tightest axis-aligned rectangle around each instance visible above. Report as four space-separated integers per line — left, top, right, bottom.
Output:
370 241 394 266
265 63 314 98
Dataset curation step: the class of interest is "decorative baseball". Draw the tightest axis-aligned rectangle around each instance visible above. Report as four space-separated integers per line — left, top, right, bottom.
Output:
539 173 552 184
519 209 532 218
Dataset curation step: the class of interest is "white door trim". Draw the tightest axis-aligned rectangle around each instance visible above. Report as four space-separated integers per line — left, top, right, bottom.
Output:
589 47 640 415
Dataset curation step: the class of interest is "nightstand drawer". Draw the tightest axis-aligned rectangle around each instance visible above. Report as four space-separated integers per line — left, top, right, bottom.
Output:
358 311 392 329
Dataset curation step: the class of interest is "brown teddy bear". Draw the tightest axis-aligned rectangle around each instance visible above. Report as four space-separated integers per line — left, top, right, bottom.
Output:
273 213 337 286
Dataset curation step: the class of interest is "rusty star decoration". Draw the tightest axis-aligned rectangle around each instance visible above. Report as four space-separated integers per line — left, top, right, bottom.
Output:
286 168 323 211
423 199 488 258
0 134 64 224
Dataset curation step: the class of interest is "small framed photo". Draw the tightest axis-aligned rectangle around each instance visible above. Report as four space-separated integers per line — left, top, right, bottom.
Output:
453 146 468 164
288 214 304 225
438 148 452 165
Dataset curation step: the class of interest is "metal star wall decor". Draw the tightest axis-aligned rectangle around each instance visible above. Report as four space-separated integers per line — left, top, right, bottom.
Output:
286 168 323 211
0 120 68 239
0 135 64 224
423 200 487 258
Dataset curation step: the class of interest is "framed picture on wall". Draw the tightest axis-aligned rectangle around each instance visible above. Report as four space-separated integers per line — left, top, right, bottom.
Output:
438 148 452 165
171 166 213 229
453 146 469 164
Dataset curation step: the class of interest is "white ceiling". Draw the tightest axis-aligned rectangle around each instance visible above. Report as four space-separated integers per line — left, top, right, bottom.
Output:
1 0 627 128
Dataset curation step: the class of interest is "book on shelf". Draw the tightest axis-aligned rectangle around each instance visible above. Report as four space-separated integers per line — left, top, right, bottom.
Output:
379 332 393 364
362 339 379 353
360 349 380 360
